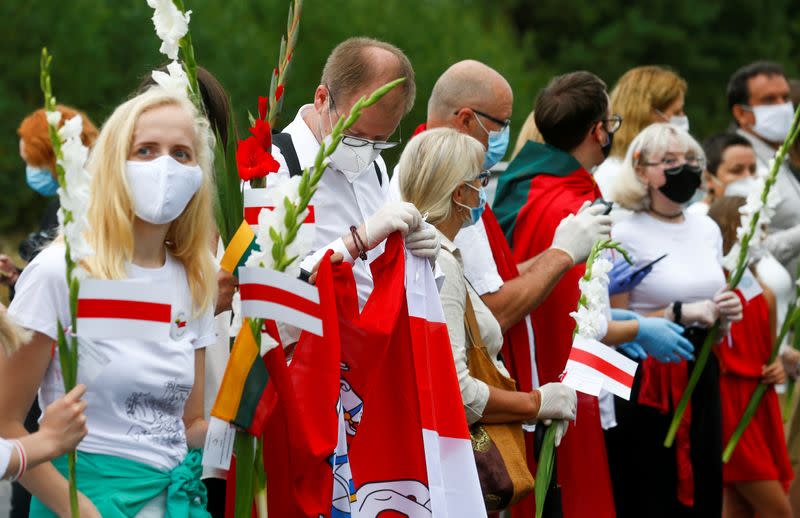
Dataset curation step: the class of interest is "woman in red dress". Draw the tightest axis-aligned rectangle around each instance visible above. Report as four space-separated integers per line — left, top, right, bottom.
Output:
708 196 793 518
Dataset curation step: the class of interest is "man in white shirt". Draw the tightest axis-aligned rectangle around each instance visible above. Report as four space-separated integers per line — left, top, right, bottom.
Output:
728 61 800 274
270 37 438 309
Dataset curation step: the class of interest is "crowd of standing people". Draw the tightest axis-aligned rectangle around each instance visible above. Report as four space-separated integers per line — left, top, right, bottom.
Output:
0 32 800 518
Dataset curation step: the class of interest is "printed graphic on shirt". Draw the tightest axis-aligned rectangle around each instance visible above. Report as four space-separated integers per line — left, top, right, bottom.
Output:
170 309 188 340
125 380 192 459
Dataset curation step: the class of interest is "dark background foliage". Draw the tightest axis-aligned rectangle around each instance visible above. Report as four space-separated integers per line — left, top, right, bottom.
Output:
2 0 798 236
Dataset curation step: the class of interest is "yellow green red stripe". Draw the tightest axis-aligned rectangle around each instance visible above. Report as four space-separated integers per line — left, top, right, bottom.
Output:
220 220 257 276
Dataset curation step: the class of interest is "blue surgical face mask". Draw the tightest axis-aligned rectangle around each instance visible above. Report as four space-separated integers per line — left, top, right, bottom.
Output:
475 116 510 169
26 165 59 197
456 182 487 228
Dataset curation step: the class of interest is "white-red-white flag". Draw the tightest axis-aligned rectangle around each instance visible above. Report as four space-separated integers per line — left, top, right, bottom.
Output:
562 335 638 400
243 187 315 232
238 266 322 336
405 250 487 518
76 279 172 340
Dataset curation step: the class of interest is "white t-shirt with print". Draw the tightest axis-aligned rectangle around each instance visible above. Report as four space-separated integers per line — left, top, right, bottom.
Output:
8 245 215 471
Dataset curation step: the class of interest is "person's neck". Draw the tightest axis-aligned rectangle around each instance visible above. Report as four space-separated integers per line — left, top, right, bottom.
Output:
132 218 169 268
743 126 781 150
301 105 324 144
570 146 598 173
437 215 463 244
648 195 684 222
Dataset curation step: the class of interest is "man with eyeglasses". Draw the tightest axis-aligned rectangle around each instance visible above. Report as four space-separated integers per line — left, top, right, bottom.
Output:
728 61 800 275
390 60 622 518
493 71 700 518
267 37 439 309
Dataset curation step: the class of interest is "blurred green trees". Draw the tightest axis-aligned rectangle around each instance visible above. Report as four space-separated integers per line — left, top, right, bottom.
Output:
2 0 798 235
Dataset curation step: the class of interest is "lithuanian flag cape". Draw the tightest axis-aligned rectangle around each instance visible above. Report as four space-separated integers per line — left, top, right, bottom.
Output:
492 141 616 518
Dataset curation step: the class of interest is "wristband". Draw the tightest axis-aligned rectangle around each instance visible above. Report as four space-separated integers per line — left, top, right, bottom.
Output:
350 226 368 261
672 301 682 325
10 440 25 482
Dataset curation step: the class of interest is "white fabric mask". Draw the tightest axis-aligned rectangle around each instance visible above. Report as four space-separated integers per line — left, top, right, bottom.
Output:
125 155 202 224
669 115 690 133
723 176 757 198
751 102 795 143
325 135 382 183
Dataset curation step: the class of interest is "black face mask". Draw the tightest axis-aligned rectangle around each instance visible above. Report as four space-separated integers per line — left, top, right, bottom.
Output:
658 164 702 203
601 131 614 159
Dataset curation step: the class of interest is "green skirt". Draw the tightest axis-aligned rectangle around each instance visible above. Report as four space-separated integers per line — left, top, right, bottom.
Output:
29 449 209 518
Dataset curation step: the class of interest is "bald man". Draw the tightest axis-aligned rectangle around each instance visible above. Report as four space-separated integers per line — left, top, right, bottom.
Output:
391 60 612 517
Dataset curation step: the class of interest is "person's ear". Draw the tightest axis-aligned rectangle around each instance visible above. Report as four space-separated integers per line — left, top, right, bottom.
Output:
313 85 330 112
453 108 473 132
702 170 715 194
452 182 469 206
732 104 754 129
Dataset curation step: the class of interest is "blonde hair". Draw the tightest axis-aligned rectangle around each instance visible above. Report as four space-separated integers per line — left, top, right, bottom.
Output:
609 66 687 158
511 110 543 160
611 122 705 212
84 87 217 313
0 311 32 356
397 128 484 225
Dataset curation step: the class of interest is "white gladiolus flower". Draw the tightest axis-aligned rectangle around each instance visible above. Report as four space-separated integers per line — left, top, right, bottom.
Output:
58 115 83 141
46 110 62 127
146 0 191 60
570 305 607 341
151 60 190 98
55 115 93 263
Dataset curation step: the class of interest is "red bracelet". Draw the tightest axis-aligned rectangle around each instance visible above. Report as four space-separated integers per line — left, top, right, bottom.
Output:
350 226 368 260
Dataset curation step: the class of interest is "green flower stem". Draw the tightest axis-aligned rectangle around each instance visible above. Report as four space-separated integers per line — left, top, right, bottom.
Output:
172 0 203 111
267 0 303 127
534 239 631 516
41 47 80 518
665 102 800 447
723 303 800 461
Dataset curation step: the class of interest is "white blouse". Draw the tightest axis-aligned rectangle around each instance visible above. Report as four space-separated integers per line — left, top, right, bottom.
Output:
436 231 509 425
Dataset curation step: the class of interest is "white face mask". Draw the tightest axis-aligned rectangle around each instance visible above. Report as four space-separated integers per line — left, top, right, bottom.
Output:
751 102 795 143
723 175 757 198
325 135 382 183
125 155 202 224
669 115 690 133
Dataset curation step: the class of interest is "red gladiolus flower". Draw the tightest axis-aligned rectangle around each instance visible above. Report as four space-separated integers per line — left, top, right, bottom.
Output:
258 96 269 121
236 136 280 181
249 118 272 151
275 85 285 103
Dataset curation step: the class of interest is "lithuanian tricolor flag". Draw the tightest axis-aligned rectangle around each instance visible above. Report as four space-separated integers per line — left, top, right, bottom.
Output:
219 220 258 276
211 319 270 432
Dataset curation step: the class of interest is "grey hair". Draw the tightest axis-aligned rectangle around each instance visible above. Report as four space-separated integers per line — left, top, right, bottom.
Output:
611 122 705 211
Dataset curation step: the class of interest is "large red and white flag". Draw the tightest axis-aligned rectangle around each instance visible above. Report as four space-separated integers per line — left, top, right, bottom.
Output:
562 335 638 400
238 266 322 336
405 250 487 517
76 279 171 340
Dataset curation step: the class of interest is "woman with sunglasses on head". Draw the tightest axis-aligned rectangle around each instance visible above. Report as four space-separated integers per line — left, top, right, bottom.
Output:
607 122 743 518
397 128 578 476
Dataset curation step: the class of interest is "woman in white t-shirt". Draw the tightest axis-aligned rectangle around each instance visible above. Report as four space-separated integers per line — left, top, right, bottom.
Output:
606 123 743 518
0 87 218 517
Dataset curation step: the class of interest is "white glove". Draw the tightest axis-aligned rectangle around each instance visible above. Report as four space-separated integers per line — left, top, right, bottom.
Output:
405 222 440 259
536 382 577 421
714 289 743 323
677 300 719 328
552 420 570 447
363 202 422 250
551 201 612 264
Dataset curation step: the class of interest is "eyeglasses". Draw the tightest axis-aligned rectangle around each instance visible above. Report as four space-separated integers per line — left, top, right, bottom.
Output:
642 156 707 170
458 108 511 131
476 170 491 187
340 135 399 150
601 114 623 134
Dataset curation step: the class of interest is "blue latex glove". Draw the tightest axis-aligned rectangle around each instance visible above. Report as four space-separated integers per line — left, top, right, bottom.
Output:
610 309 694 363
618 342 648 360
607 257 652 295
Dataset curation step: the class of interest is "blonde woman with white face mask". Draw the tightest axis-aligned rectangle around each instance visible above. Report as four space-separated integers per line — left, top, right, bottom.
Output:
0 87 218 517
398 127 577 449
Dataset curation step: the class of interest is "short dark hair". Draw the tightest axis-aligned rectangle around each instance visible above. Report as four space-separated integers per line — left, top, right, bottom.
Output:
726 61 786 110
702 133 752 176
535 71 608 151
